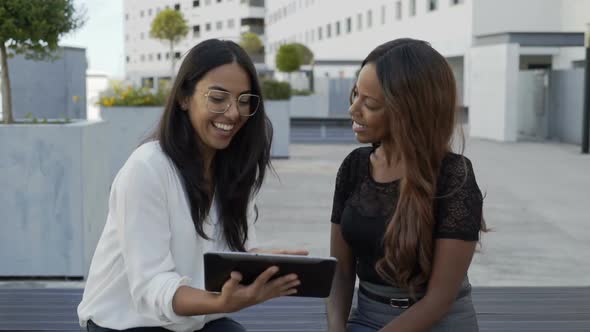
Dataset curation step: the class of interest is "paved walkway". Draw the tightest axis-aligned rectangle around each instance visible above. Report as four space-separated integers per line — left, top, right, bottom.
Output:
255 140 590 287
1 139 588 290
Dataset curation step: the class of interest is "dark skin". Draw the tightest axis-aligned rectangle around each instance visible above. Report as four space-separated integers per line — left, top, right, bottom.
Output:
326 64 477 332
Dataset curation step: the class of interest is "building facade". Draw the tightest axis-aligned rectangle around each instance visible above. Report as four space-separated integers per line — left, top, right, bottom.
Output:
124 0 265 87
265 0 590 141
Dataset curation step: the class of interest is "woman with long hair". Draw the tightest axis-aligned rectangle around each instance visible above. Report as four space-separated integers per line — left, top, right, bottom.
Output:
327 39 485 332
78 39 305 332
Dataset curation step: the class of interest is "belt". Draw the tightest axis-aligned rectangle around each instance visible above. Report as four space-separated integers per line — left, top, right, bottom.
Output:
359 284 471 309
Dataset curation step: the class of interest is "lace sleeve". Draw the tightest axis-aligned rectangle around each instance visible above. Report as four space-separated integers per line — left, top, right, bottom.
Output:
330 150 358 224
434 154 483 241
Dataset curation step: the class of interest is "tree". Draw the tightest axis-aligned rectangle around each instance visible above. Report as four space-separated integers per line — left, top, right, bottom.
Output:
292 43 315 92
150 9 188 80
240 32 264 57
275 44 302 74
292 43 314 66
0 0 84 124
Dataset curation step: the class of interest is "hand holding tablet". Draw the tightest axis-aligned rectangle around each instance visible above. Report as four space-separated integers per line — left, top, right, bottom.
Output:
204 251 338 299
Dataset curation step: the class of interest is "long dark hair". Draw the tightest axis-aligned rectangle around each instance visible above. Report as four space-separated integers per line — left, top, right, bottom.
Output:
361 39 480 294
152 39 272 251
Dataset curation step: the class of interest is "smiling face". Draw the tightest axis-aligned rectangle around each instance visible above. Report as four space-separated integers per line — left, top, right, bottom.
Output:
349 63 390 144
184 62 253 155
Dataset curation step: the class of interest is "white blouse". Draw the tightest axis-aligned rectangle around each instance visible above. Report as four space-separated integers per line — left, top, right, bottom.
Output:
78 141 257 332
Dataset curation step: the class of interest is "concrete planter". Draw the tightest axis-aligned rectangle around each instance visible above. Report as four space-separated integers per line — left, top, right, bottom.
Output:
265 100 291 158
100 106 163 182
0 120 110 277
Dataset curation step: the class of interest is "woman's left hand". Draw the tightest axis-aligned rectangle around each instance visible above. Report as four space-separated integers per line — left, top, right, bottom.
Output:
249 248 309 255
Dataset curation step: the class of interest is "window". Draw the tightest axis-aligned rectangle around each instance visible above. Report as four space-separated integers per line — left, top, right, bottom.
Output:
346 17 352 33
217 0 222 2
428 0 438 11
216 21 222 30
325 24 331 38
396 1 402 20
381 5 386 25
573 60 586 68
206 23 211 31
126 56 130 63
175 52 181 59
140 10 144 17
125 13 129 20
140 54 145 62
148 54 153 61
166 53 170 59
367 10 373 28
125 34 129 41
357 13 362 31
227 19 235 29
336 21 341 36
157 53 161 60
451 0 463 5
158 77 171 87
410 0 416 16
205 0 211 5
193 0 200 6
148 8 152 15
193 25 201 37
174 3 180 10
318 26 323 40
142 78 154 89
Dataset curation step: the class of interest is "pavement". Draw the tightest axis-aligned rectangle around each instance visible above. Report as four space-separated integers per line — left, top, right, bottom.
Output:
2 139 589 288
254 140 590 287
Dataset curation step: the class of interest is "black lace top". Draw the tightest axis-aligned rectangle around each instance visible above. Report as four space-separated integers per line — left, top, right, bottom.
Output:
330 147 483 286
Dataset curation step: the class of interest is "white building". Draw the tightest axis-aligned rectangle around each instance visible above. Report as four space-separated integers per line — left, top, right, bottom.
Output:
124 0 265 87
265 0 590 142
86 70 110 121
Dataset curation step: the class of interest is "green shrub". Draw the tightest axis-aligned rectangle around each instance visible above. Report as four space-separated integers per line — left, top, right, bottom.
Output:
291 89 312 96
261 79 291 100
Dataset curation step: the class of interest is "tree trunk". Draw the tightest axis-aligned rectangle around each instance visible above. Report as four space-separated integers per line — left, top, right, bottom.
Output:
170 40 175 81
309 62 315 93
0 42 14 124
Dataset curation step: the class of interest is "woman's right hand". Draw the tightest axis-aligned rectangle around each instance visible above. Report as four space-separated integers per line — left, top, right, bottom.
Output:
217 266 300 313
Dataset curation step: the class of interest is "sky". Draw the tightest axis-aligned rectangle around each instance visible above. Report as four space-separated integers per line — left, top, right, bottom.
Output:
60 0 125 79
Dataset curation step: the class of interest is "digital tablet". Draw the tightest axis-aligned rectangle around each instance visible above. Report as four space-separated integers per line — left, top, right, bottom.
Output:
204 251 338 298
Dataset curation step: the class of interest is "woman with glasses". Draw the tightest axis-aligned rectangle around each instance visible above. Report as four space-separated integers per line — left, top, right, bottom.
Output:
326 39 486 332
78 39 306 332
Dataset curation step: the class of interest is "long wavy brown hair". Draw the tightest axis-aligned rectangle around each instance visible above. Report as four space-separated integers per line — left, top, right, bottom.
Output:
365 39 473 295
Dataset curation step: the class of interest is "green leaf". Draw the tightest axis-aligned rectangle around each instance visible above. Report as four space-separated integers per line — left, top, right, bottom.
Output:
0 0 85 61
150 9 188 44
292 43 314 65
275 44 302 73
240 32 264 55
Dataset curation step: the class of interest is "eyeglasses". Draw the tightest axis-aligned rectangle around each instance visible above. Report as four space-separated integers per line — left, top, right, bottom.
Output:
204 89 260 117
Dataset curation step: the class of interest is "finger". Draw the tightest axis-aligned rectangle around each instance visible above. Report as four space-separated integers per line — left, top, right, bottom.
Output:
252 266 279 289
280 288 298 296
269 273 298 288
280 279 301 292
282 249 309 256
222 271 242 293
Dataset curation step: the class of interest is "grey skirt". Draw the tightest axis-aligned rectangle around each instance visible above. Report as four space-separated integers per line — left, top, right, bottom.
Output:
347 280 479 332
